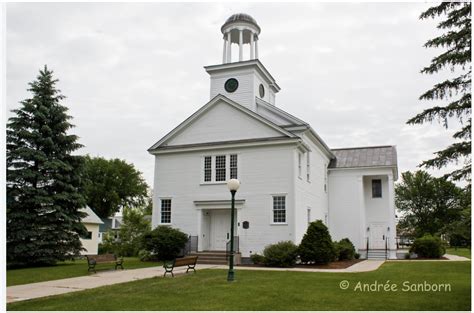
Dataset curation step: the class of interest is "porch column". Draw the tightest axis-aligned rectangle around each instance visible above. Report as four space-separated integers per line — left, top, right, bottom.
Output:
387 174 397 252
358 176 366 253
197 209 203 251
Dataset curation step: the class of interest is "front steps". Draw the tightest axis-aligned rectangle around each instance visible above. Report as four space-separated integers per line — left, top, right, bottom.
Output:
367 249 387 260
188 251 228 265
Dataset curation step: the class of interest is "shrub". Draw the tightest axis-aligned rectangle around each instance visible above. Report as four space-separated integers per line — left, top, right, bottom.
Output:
138 249 153 261
354 253 360 259
263 241 298 267
334 238 356 260
298 220 337 264
409 234 446 258
141 226 189 261
250 253 265 265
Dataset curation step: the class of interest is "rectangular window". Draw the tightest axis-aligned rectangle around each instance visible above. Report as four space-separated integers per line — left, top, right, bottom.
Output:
307 208 311 226
273 196 286 223
161 199 171 223
372 179 382 198
230 154 238 179
215 155 226 181
306 152 311 181
298 153 302 178
82 231 92 240
204 156 212 182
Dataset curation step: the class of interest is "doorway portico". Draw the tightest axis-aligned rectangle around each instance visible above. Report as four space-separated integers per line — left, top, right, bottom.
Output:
194 199 245 251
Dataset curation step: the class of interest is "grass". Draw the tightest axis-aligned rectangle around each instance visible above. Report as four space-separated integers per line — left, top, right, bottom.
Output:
7 261 470 311
7 257 161 286
446 247 471 259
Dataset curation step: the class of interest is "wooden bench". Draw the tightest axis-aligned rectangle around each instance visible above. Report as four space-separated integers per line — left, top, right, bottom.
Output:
86 254 124 273
163 256 198 277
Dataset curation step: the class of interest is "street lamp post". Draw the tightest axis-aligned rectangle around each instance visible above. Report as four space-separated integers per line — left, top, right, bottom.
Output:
227 178 240 282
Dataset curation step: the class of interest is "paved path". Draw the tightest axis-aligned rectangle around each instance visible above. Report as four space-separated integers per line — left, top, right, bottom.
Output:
6 260 383 303
7 265 215 304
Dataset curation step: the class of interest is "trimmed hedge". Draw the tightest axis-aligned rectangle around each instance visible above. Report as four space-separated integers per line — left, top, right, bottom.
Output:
141 226 188 261
334 238 356 260
298 220 336 264
409 234 446 258
263 241 298 267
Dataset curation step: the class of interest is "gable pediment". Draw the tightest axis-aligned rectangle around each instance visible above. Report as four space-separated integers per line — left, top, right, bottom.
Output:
148 95 295 152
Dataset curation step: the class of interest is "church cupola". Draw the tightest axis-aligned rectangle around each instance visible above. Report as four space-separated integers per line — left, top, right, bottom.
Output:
221 13 261 63
205 13 280 111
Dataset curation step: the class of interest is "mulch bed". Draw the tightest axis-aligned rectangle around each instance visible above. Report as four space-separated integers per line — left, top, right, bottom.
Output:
237 259 363 269
390 256 449 261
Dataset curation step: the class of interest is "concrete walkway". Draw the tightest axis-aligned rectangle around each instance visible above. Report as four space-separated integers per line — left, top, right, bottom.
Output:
7 265 215 304
6 260 383 303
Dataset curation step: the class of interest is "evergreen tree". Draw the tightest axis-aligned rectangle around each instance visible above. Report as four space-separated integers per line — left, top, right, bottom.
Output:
7 66 88 266
298 220 336 264
408 2 471 184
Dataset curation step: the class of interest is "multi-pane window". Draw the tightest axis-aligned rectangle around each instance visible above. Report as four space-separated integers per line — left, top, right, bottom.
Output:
81 231 92 240
161 199 171 223
230 154 238 179
372 179 382 198
204 156 212 182
273 196 286 223
215 155 226 181
298 153 302 178
306 152 311 181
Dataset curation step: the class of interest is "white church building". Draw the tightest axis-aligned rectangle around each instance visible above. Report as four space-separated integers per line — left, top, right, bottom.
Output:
149 14 398 262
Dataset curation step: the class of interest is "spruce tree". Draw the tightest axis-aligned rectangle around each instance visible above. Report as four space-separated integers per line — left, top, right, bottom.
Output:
7 66 88 265
408 2 471 184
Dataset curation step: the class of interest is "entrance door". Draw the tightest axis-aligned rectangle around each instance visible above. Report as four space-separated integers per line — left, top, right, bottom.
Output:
210 210 231 251
370 223 386 249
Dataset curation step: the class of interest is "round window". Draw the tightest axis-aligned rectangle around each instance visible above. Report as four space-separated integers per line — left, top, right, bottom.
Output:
224 78 239 93
259 84 265 98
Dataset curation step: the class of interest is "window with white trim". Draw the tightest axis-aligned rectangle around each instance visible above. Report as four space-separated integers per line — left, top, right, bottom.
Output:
204 156 212 182
307 208 311 226
161 199 171 224
215 155 226 181
202 154 238 183
372 179 382 198
306 152 311 181
298 153 302 178
273 196 286 223
230 154 238 179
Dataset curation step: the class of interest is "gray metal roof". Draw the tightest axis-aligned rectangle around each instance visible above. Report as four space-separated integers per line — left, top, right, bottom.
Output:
329 145 397 169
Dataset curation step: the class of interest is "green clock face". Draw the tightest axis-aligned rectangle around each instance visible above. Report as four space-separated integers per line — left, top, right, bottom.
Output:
224 78 239 93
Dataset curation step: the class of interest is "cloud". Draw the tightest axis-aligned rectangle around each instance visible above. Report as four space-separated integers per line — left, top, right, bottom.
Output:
6 2 462 185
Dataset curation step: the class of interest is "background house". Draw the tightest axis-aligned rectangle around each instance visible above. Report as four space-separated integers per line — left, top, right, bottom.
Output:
79 206 103 255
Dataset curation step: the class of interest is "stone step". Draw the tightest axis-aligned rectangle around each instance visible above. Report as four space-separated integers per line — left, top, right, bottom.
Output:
197 259 228 265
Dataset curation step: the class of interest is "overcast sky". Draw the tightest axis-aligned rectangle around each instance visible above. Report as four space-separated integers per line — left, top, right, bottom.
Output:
6 2 461 186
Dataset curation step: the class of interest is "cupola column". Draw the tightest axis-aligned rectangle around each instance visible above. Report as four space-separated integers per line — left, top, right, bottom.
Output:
239 29 243 61
226 32 232 63
250 32 255 59
255 38 259 59
223 37 227 63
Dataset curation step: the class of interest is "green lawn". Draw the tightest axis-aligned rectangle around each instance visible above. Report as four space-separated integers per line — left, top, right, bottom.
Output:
7 257 161 286
8 261 470 311
446 247 471 259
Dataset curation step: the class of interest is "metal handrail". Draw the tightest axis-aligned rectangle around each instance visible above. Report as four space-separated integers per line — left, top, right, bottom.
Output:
226 236 239 260
366 236 370 259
